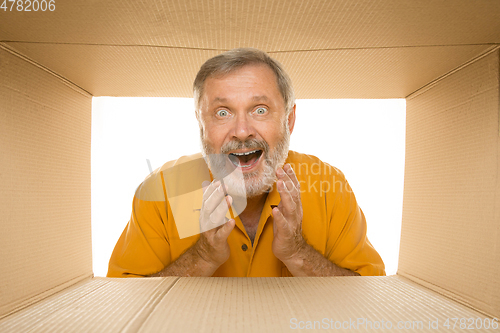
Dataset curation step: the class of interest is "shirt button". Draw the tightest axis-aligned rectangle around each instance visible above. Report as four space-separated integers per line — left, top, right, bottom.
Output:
241 244 248 251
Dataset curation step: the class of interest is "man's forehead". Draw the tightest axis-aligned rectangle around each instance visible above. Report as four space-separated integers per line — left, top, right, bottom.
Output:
198 63 283 109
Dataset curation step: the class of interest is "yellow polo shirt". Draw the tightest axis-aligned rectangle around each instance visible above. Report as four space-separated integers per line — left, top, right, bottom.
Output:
107 151 385 277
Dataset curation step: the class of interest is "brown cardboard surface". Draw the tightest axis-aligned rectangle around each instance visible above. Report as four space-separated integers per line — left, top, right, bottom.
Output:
144 276 495 332
1 1 499 50
0 277 179 332
400 50 500 318
0 276 495 332
2 42 491 99
1 43 220 98
1 0 500 328
1 0 500 98
272 45 494 99
0 46 93 318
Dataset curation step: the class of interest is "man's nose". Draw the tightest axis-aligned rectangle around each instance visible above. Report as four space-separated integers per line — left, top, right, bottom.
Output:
231 113 255 141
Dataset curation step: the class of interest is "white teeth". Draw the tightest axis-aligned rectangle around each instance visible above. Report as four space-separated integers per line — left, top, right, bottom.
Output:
230 150 259 156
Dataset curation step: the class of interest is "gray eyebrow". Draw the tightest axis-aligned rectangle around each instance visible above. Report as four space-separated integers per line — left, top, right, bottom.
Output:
251 95 269 102
212 97 227 103
209 96 269 105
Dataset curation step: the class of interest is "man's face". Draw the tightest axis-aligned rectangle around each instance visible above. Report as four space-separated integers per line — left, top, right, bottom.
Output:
198 63 296 198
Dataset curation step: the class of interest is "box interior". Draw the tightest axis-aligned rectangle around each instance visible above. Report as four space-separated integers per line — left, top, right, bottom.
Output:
0 0 499 328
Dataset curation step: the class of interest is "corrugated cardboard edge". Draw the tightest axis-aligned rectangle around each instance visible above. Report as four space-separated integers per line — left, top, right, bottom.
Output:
119 277 181 333
0 42 92 98
0 273 93 321
406 44 500 100
398 272 497 319
498 49 500 137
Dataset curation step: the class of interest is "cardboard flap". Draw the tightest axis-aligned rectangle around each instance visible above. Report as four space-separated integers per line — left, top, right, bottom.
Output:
0 276 495 332
1 0 500 98
0 46 93 318
400 50 500 318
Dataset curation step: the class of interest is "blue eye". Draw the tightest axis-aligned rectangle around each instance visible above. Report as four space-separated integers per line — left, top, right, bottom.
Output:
217 109 229 117
255 107 267 115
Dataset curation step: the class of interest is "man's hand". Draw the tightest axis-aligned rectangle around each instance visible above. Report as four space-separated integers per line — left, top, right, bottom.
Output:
271 164 307 262
149 179 235 277
271 164 360 277
194 180 236 270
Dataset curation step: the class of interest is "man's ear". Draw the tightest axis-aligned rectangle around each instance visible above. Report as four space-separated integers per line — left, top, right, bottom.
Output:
196 112 207 139
195 110 204 130
195 109 200 123
287 104 296 134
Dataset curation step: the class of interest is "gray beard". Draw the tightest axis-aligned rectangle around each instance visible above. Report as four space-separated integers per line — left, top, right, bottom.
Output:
200 122 290 198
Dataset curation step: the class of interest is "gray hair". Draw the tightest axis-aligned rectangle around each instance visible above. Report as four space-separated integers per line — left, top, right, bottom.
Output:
193 48 295 115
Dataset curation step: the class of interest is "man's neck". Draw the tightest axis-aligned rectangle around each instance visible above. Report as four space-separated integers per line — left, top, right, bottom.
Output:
242 192 268 219
235 192 268 244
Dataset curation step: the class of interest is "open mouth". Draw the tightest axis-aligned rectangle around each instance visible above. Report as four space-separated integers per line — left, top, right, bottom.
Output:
228 149 263 169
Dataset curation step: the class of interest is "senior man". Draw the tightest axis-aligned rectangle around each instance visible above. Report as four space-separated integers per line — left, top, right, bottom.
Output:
107 48 385 277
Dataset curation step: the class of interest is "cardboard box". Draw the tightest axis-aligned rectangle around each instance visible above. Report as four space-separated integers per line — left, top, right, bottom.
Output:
0 1 499 331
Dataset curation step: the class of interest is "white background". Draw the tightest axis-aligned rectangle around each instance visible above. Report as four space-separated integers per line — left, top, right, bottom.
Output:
91 97 406 277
